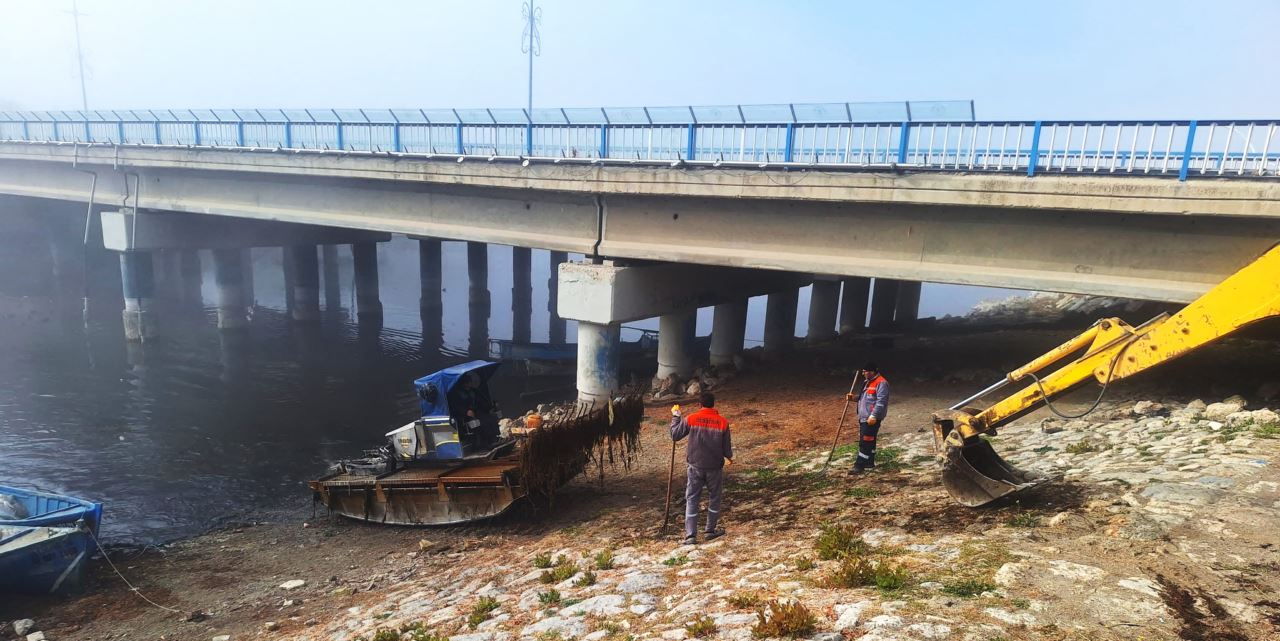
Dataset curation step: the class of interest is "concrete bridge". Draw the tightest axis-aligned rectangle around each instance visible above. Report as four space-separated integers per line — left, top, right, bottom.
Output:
1 104 1278 402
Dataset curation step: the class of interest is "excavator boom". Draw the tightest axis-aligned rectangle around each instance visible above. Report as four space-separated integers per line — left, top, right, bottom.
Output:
935 244 1280 507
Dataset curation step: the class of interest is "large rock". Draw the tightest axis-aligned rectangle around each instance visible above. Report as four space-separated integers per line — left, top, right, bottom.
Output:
1226 409 1279 428
13 620 35 636
565 594 625 617
1142 483 1221 506
1132 401 1164 416
833 602 870 631
522 616 588 639
617 572 666 594
1204 401 1245 422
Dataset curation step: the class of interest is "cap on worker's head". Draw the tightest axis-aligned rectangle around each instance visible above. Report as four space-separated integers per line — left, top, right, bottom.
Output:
862 362 878 373
700 392 715 408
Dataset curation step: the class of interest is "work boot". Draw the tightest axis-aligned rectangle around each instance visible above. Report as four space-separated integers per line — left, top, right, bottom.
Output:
681 534 697 546
849 466 871 476
703 528 725 542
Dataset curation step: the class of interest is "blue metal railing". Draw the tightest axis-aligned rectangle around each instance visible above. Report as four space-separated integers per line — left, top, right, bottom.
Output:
1 103 1276 181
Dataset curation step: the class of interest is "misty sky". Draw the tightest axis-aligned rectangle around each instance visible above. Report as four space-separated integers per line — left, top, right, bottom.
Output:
1 0 1277 118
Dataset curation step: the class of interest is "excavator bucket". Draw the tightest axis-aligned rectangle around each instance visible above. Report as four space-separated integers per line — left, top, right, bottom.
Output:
933 411 1052 507
940 440 1050 507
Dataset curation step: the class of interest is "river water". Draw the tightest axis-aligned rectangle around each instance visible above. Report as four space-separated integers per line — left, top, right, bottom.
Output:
0 201 1018 543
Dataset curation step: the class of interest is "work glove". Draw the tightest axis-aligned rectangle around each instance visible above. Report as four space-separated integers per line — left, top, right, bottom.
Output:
671 404 681 417
867 416 878 426
846 393 856 401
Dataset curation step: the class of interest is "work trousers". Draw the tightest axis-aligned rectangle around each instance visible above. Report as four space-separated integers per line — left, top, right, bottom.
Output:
684 465 724 538
855 420 880 470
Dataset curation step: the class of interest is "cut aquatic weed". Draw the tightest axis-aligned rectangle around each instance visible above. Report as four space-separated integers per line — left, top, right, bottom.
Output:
574 569 598 587
399 622 448 641
942 578 996 598
371 629 400 641
663 553 690 567
822 554 875 588
685 614 719 639
844 486 880 499
875 446 907 471
467 596 500 628
594 548 616 570
751 600 817 639
1064 440 1101 454
538 589 563 606
540 561 578 584
1256 422 1280 439
815 523 868 560
873 562 909 592
533 552 554 568
535 632 563 641
727 591 763 609
793 556 815 571
1006 511 1041 528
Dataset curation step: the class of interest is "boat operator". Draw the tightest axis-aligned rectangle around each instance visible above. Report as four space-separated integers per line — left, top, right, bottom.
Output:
448 372 500 450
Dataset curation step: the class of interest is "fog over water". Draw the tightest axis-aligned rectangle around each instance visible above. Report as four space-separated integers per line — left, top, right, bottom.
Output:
0 199 1018 543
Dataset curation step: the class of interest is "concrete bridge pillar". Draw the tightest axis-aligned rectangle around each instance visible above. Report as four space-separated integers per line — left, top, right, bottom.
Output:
290 244 321 322
119 250 157 341
240 249 256 312
467 242 490 356
178 250 203 308
418 238 442 344
868 278 899 330
839 277 870 334
512 246 533 344
764 288 799 353
548 251 568 344
656 310 698 381
351 241 382 321
807 279 840 344
710 300 748 367
212 248 250 330
322 245 341 314
894 281 922 329
577 321 621 407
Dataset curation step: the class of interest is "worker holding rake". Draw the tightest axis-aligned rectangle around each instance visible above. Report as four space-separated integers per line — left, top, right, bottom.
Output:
670 392 733 545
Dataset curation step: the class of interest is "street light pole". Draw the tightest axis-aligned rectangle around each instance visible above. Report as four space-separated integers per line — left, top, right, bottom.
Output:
521 1 542 120
71 0 89 110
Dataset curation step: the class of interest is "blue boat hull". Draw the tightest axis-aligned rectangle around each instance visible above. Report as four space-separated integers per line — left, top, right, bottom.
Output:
0 526 93 594
0 485 103 595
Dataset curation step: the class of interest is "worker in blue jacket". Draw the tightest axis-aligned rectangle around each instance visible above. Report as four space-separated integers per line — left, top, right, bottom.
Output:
846 362 890 474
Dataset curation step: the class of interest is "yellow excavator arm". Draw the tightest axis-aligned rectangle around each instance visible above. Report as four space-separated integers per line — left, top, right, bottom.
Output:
934 244 1280 506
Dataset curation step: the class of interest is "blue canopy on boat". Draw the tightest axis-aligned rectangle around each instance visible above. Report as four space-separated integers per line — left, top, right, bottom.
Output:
413 360 500 417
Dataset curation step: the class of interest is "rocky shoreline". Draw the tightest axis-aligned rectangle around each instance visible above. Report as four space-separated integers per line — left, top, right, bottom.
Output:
298 398 1277 641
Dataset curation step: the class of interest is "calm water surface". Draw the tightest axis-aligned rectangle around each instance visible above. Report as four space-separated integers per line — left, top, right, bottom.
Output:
0 201 1016 543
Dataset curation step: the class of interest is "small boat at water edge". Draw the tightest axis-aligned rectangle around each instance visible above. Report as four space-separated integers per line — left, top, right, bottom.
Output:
0 485 103 594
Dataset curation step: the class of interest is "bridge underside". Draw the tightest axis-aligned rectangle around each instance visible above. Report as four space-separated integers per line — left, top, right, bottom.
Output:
2 143 1279 303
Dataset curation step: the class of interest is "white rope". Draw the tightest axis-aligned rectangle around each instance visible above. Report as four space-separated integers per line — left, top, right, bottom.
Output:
88 529 183 614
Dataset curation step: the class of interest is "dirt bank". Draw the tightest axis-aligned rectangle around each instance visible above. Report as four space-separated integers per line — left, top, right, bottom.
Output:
4 328 1278 641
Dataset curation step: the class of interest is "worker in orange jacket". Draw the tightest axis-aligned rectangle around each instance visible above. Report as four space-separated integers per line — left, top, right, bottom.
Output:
670 392 733 545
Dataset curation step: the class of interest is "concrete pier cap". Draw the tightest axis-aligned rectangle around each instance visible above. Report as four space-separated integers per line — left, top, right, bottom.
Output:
559 261 810 401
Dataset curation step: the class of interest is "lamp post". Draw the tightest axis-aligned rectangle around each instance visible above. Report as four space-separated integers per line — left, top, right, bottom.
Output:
521 1 542 119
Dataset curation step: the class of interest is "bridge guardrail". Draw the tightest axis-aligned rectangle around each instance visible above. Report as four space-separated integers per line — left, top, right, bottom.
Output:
0 105 1275 181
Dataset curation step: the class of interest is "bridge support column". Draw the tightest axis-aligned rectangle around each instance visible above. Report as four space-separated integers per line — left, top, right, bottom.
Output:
322 245 341 314
548 251 568 344
352 241 382 321
240 249 256 313
213 248 250 330
512 246 532 344
839 277 870 334
807 278 840 344
290 244 321 322
710 300 748 367
656 310 697 381
764 288 799 353
119 250 157 341
894 281 922 329
868 278 899 330
576 321 620 407
178 250 203 308
418 238 442 344
468 242 490 356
